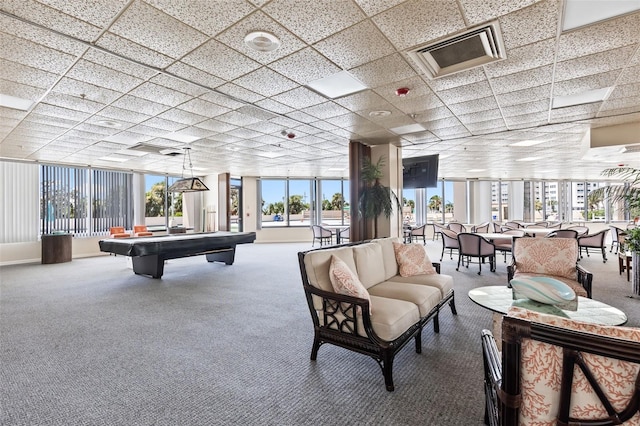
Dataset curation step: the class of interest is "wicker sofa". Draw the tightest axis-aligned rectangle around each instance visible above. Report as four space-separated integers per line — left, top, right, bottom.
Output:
298 237 456 391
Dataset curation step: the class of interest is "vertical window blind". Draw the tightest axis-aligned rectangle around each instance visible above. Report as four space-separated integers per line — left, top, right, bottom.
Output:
0 161 39 243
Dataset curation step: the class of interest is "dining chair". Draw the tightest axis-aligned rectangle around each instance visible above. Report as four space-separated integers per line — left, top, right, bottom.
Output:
609 225 627 254
448 222 467 234
490 222 503 233
578 228 609 263
456 233 496 275
504 221 524 229
408 224 427 245
494 229 526 263
433 222 448 241
566 225 589 237
311 225 333 246
439 229 460 261
546 229 578 239
338 226 350 243
471 222 489 233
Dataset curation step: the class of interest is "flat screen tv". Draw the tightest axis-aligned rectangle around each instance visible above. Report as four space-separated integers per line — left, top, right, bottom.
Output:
402 154 439 189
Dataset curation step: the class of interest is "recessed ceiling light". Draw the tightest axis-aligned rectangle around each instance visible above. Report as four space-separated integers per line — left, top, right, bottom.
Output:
306 70 367 99
0 93 34 111
552 87 612 109
468 169 486 172
244 31 281 52
515 157 541 162
164 133 201 143
369 110 391 117
96 119 122 128
562 0 640 31
390 123 427 135
509 140 545 147
100 155 129 162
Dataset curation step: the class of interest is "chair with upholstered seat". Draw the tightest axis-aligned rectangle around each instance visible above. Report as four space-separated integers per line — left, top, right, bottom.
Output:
408 224 427 245
109 226 130 238
566 225 589 237
456 232 496 275
494 229 526 263
133 225 153 237
546 229 578 239
338 226 350 243
481 308 640 426
490 222 503 233
448 222 466 234
433 222 448 241
311 225 333 246
609 225 627 254
471 222 489 233
578 228 609 263
439 229 460 261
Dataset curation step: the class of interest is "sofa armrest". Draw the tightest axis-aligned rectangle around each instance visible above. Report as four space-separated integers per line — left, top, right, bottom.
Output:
507 261 516 283
576 264 593 298
481 329 503 426
431 262 441 274
302 283 384 343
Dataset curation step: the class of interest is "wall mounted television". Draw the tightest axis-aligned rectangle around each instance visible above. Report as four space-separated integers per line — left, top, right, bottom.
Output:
402 154 439 189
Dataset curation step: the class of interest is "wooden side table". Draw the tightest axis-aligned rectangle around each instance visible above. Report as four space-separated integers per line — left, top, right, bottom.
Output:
41 233 72 264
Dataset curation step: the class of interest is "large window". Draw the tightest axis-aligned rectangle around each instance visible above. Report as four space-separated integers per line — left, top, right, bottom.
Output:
40 165 133 236
259 178 348 228
144 174 183 228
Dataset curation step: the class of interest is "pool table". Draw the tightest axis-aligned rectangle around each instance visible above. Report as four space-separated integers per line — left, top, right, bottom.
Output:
99 231 256 278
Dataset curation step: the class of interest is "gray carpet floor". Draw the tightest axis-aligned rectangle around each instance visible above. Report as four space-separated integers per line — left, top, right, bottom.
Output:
1 240 637 426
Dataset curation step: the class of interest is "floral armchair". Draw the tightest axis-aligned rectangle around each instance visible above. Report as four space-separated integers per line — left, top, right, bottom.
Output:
482 307 640 425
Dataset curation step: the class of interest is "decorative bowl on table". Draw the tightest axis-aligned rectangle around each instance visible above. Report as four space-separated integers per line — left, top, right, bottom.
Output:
510 276 576 305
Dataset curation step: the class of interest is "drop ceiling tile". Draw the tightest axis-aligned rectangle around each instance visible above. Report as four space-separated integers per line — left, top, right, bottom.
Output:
31 103 91 122
164 62 225 91
139 117 185 132
268 48 341 86
150 0 254 37
24 112 79 128
0 58 58 90
459 0 538 26
333 90 390 111
182 39 261 81
72 122 122 136
94 32 175 69
550 103 600 121
413 106 455 123
157 108 207 126
227 127 265 139
129 82 193 107
502 99 549 117
448 96 500 115
0 15 87 56
271 86 327 109
504 111 549 128
301 102 350 120
485 38 556 78
555 45 637 82
600 95 640 111
491 65 554 95
372 0 465 50
349 54 417 89
81 49 157 80
149 74 209 98
109 0 209 58
1 33 78 74
232 67 298 98
465 120 508 134
263 0 365 44
617 64 640 85
111 95 170 116
608 82 640 100
62 128 105 142
66 59 145 92
215 111 263 127
198 91 246 110
101 131 153 145
458 108 504 124
215 11 307 65
496 84 552 107
553 71 620 97
178 98 231 117
36 0 129 26
195 118 238 133
126 124 171 138
51 77 122 105
40 90 106 115
354 0 404 16
97 106 152 125
499 0 559 49
256 99 293 114
557 12 640 61
438 81 494 105
0 79 48 101
314 20 395 69
2 0 102 41
426 68 487 92
215 83 266 104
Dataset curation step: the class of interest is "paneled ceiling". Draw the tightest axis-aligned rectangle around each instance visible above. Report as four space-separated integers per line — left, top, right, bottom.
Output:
1 0 639 180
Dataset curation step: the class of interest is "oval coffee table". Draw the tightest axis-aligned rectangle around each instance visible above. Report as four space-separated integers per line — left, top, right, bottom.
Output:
469 285 628 348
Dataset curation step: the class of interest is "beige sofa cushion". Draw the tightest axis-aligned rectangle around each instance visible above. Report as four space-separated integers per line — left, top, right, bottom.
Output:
388 274 454 299
371 238 402 280
368 281 441 317
329 255 371 312
513 237 578 280
353 243 386 289
304 246 356 293
392 242 436 277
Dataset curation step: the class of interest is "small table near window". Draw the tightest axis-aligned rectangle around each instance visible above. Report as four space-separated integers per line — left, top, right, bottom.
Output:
41 233 72 264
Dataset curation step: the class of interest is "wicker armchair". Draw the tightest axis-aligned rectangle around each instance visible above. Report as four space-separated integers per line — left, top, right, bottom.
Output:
482 310 640 426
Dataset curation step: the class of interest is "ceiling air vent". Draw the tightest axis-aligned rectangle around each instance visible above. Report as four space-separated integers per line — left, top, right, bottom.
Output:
406 21 506 79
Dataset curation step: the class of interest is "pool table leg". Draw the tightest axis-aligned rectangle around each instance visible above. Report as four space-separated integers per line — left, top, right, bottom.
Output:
132 255 165 278
205 246 236 265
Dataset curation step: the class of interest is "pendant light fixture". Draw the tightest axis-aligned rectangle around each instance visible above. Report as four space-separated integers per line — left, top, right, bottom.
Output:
167 147 209 192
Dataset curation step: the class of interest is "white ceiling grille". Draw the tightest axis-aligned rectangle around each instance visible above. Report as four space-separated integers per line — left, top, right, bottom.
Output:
406 21 506 79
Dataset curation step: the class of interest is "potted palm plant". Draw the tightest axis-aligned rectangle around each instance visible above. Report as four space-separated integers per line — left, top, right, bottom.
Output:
358 156 401 239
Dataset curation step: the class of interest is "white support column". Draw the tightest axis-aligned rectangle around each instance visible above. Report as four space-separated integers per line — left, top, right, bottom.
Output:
132 173 145 226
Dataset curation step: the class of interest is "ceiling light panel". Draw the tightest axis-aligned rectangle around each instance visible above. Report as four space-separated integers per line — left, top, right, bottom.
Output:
306 70 368 99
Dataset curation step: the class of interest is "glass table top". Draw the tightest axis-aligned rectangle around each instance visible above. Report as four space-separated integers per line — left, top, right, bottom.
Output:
468 285 628 326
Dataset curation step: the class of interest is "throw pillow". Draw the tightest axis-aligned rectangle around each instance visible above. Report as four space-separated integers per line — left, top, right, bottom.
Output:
328 255 371 313
392 242 437 277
